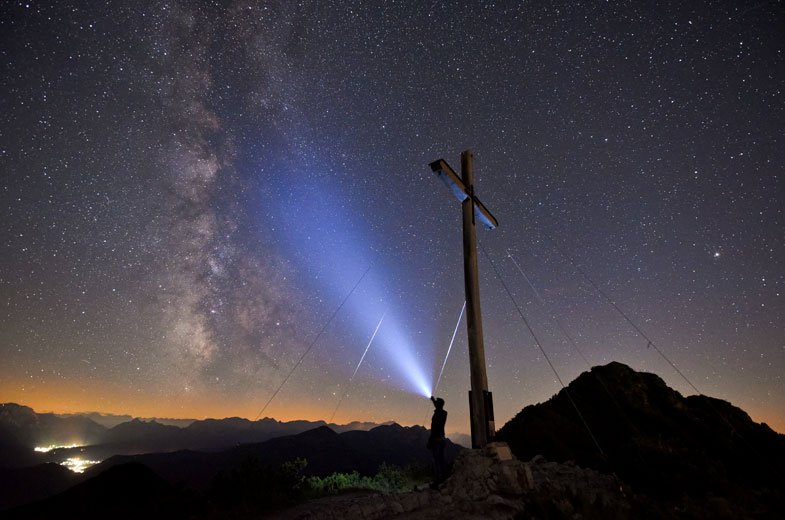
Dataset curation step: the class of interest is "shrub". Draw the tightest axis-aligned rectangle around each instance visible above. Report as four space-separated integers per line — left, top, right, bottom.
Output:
307 463 430 496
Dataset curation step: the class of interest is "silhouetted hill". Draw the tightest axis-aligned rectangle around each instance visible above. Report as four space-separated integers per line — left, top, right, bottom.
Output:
0 438 37 468
100 418 183 449
6 462 191 520
182 416 333 450
70 416 396 462
94 423 461 489
0 403 106 468
340 423 440 469
0 404 39 445
496 361 785 518
0 403 106 449
330 420 396 433
55 411 195 428
37 414 106 445
0 463 80 510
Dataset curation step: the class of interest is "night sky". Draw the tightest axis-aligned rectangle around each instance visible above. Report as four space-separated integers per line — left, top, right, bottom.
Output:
1 1 783 436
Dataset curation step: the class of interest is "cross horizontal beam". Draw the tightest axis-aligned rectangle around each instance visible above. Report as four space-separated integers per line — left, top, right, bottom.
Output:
429 159 499 230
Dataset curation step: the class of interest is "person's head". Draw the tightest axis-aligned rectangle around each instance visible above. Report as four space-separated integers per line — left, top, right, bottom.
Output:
434 397 445 409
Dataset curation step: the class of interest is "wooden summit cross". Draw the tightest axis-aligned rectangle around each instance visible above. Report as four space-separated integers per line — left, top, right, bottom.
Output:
429 150 498 449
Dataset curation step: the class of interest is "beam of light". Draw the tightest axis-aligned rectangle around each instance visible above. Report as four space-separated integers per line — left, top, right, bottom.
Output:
351 312 385 380
370 311 433 398
433 301 466 394
268 168 437 399
395 347 433 398
254 264 372 421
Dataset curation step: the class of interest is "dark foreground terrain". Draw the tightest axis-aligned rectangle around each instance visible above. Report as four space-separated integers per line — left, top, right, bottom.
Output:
2 422 459 517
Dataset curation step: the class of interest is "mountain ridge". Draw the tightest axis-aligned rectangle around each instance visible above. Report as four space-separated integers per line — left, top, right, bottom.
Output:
92 421 458 488
496 361 785 516
0 402 400 467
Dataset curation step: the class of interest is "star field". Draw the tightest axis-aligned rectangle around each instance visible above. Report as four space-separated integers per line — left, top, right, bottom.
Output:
1 1 783 434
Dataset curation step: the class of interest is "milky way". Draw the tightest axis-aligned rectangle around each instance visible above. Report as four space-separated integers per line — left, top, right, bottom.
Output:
1 1 783 434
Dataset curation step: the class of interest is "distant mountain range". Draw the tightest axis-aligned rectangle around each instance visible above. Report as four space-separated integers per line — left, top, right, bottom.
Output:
55 411 196 429
0 402 395 467
53 410 394 431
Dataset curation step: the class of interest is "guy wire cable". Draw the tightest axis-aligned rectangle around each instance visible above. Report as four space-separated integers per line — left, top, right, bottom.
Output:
434 301 466 394
423 301 467 428
254 264 373 421
479 239 605 458
544 236 702 396
505 247 642 436
542 234 783 479
329 311 386 423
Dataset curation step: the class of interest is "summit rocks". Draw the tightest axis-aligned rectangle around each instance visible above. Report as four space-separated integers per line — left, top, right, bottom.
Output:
283 443 629 519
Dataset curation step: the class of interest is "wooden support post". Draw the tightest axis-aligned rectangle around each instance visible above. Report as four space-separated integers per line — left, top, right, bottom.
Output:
461 150 493 448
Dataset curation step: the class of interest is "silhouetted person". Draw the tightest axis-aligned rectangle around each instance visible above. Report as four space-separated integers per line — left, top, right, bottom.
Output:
427 396 447 486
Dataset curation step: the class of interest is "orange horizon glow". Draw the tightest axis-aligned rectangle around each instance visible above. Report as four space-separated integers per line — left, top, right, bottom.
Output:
3 378 783 435
0 377 422 427
744 405 785 437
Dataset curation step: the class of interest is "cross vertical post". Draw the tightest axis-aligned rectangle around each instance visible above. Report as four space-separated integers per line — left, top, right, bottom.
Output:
461 150 492 448
429 149 497 448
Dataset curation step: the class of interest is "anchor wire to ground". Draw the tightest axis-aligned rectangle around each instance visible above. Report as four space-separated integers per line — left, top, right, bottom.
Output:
479 239 605 458
254 264 373 421
329 312 386 423
504 247 642 436
544 236 702 396
434 301 466 394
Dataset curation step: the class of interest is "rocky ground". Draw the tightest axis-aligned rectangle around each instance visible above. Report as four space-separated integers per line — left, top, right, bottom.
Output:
277 443 631 519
